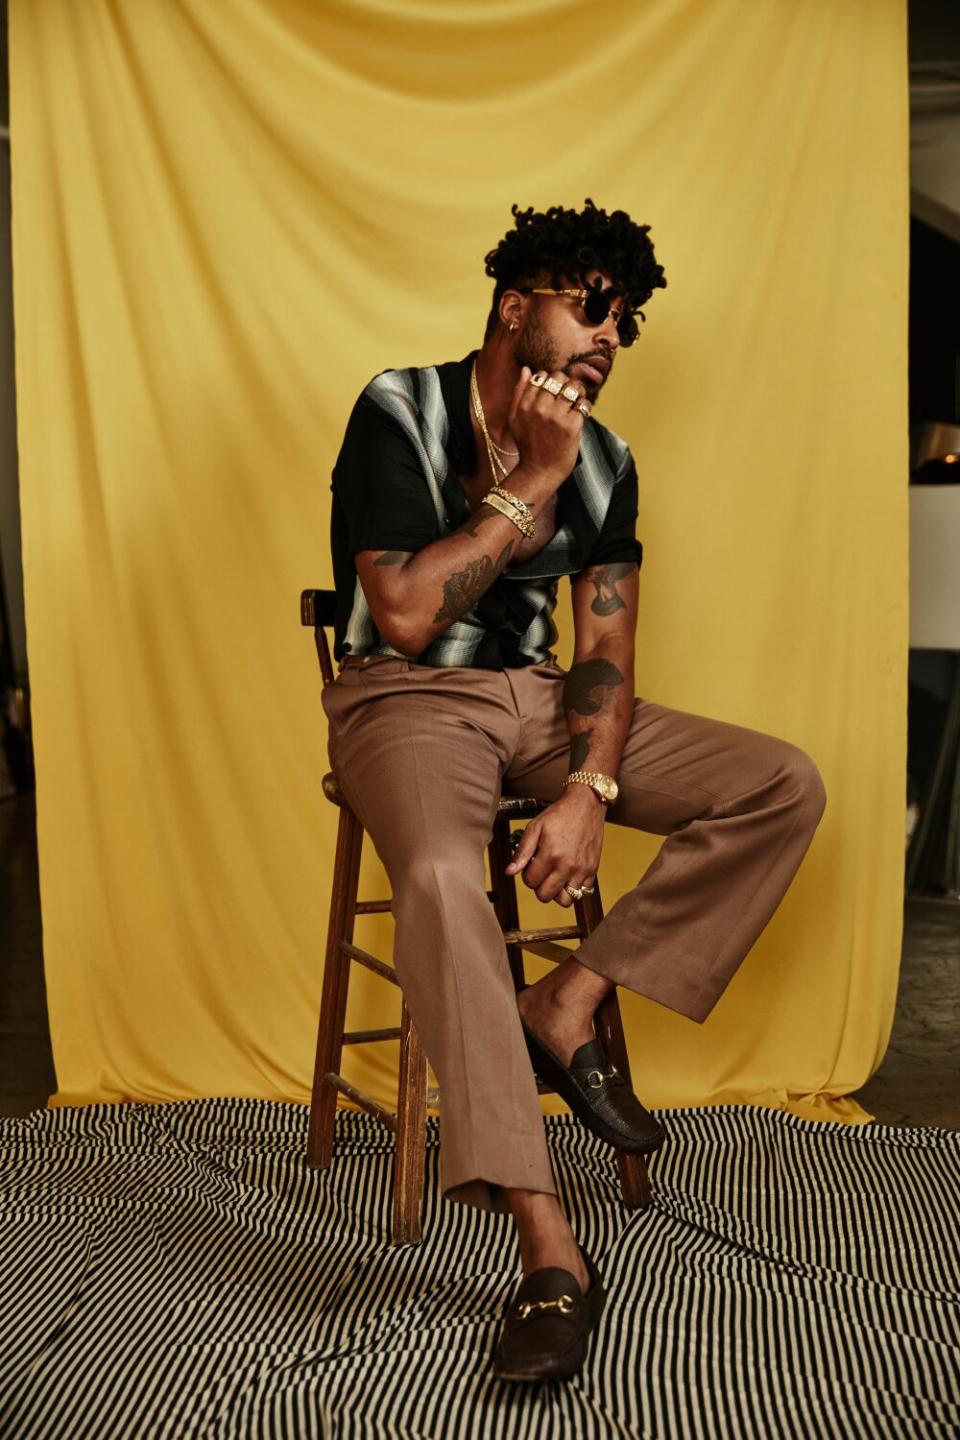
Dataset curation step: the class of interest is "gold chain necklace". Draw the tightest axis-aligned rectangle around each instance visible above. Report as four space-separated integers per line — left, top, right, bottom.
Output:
470 361 519 485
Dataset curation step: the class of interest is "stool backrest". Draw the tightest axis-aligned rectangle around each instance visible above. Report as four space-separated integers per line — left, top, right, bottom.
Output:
301 589 337 688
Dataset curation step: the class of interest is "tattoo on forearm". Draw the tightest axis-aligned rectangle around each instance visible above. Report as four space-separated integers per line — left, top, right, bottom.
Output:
461 507 516 545
562 657 624 719
584 561 634 616
433 542 515 624
373 551 413 566
570 729 594 770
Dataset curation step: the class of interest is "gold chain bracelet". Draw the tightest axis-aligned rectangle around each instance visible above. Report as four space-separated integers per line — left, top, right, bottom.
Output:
489 484 534 527
482 491 535 538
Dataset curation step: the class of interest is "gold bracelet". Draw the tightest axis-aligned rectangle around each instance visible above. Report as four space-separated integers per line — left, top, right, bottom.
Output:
489 484 534 526
482 491 535 538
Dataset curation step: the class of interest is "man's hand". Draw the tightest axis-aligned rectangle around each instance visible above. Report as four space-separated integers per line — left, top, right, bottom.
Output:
508 366 589 487
505 786 605 907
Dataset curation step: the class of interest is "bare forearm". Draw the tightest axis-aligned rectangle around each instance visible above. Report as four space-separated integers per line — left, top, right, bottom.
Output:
562 635 635 781
383 466 555 653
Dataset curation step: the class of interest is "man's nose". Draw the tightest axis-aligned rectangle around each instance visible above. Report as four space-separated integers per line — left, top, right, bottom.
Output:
593 314 620 352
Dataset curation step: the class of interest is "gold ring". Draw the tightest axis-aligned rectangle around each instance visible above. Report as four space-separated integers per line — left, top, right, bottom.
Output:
563 883 584 899
561 384 580 403
581 885 595 894
543 377 563 396
577 401 591 417
529 372 546 387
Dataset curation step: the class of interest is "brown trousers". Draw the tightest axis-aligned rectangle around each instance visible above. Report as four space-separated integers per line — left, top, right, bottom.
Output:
322 653 827 1214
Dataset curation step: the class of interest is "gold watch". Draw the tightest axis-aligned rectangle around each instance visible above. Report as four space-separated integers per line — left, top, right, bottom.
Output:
562 771 619 806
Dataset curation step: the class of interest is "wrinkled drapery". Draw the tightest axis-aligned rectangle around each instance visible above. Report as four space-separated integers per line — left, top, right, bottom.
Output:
9 0 907 1123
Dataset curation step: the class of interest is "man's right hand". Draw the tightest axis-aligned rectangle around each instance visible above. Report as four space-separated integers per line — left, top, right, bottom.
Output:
507 366 589 489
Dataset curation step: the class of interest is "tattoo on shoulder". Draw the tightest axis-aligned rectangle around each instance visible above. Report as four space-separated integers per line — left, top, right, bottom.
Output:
562 656 624 718
581 561 635 615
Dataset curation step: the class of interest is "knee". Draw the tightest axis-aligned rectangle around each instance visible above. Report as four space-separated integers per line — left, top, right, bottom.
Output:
777 745 827 823
392 847 487 905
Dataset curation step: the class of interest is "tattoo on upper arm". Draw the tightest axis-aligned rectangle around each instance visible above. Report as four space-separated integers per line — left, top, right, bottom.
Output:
582 561 635 616
373 551 413 566
562 657 624 718
433 541 515 624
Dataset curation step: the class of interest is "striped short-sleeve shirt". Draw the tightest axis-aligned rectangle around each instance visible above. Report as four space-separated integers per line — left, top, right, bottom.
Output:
329 350 643 670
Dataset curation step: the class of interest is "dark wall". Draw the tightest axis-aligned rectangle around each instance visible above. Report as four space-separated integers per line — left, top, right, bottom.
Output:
910 216 960 427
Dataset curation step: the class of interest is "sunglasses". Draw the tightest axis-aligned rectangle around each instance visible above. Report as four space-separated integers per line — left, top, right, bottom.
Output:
527 286 640 347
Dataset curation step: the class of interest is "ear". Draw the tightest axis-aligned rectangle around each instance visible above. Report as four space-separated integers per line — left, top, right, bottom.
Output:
498 288 527 332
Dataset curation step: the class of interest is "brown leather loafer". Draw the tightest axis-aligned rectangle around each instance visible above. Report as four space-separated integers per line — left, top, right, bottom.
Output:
493 1246 606 1382
517 989 665 1155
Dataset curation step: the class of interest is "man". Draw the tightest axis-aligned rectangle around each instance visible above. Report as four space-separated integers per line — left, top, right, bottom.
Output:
323 199 826 1382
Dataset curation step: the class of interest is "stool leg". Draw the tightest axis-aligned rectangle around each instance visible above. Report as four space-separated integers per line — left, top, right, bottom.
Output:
392 1000 428 1245
577 886 653 1210
307 806 364 1169
488 813 527 990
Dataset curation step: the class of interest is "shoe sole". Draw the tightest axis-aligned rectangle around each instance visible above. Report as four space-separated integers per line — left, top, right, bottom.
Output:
521 1022 665 1156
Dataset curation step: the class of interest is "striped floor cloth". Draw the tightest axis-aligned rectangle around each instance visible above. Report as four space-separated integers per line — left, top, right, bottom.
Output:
0 1099 957 1439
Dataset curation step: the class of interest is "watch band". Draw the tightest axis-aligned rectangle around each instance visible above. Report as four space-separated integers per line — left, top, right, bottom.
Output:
562 770 616 804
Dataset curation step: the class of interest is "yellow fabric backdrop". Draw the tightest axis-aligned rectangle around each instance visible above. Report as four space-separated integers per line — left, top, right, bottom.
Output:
9 0 907 1126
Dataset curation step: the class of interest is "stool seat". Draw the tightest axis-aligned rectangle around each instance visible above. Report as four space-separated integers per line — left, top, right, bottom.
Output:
304 588 653 1243
322 771 550 819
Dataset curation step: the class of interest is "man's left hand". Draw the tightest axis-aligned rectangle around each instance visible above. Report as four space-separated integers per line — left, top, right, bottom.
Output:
505 787 605 906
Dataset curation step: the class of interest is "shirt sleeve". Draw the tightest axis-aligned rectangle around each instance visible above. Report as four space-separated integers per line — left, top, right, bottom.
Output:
331 389 441 558
576 449 644 572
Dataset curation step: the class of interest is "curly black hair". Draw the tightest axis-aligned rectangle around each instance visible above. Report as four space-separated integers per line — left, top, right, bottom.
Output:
483 197 667 342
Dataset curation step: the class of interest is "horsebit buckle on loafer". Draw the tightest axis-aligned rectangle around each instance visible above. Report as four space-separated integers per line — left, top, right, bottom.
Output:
585 1063 619 1089
515 1294 577 1321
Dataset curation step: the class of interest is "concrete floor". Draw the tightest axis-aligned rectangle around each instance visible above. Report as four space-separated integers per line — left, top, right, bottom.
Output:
1 791 957 1129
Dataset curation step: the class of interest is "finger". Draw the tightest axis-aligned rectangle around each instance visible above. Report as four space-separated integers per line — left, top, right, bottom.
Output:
528 371 575 423
537 868 575 905
559 378 585 408
557 377 589 418
551 873 591 906
538 369 573 399
505 824 538 873
544 372 588 425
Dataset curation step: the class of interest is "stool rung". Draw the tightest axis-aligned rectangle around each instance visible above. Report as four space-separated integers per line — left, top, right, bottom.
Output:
341 940 399 985
326 1073 397 1131
343 1027 402 1044
354 899 393 914
518 938 580 964
502 925 582 946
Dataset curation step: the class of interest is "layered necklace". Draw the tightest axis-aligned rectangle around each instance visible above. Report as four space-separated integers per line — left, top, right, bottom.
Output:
470 360 519 486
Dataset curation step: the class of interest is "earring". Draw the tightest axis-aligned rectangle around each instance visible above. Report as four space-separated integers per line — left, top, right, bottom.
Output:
509 321 517 332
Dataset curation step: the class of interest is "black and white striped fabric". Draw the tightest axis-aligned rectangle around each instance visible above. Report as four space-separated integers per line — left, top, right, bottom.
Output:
1 1100 957 1438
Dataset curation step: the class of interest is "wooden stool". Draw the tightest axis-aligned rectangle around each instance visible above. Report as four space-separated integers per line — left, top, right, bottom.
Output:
302 589 653 1244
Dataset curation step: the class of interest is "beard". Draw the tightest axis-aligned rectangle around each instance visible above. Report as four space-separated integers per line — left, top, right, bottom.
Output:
511 310 607 404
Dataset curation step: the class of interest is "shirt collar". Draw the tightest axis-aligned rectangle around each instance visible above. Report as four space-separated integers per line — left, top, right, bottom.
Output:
438 350 478 477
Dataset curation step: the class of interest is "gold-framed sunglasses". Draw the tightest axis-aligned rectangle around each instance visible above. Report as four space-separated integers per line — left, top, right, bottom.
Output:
527 286 639 347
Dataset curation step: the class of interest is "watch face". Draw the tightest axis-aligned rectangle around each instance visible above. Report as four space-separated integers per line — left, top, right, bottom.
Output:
599 777 618 802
